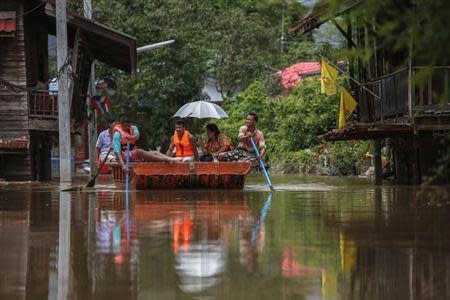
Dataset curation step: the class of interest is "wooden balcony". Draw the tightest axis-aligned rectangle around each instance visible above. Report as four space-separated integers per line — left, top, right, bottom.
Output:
28 91 58 131
358 66 450 126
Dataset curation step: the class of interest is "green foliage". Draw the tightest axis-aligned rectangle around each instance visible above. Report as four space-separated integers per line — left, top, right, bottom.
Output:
326 141 373 175
78 0 288 149
273 79 339 151
344 0 450 67
208 8 279 96
219 81 275 143
68 0 370 174
218 78 372 175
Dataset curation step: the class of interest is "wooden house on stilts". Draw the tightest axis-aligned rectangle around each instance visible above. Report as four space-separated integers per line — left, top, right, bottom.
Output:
291 0 450 184
0 0 136 180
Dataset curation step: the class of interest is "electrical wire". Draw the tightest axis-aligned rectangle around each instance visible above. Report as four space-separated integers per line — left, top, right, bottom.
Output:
15 1 46 18
0 56 76 94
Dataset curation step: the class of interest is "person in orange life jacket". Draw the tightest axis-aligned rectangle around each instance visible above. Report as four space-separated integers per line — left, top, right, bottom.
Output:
165 119 199 162
218 112 266 163
113 116 180 171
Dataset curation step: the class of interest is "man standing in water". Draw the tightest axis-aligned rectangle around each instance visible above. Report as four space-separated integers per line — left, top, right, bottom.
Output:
218 112 266 163
113 116 180 171
166 120 199 162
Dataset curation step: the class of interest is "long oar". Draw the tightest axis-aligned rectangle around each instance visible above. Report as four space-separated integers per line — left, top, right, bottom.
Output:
249 137 274 191
125 141 130 194
125 140 131 251
86 147 113 188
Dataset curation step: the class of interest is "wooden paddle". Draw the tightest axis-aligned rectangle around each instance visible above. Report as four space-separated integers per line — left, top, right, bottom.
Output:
86 147 113 188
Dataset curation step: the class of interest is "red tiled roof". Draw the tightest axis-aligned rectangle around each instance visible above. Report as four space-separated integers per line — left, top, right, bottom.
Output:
0 136 29 150
278 62 321 89
0 19 16 32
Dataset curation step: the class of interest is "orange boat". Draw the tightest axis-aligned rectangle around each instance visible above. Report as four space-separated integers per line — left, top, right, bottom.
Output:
109 162 252 189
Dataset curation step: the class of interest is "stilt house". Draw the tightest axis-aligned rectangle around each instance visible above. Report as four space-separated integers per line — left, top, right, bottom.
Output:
0 0 137 180
291 0 450 184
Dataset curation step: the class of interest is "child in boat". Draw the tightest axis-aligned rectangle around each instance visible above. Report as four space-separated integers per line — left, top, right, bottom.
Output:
166 120 200 162
218 112 266 164
200 123 233 162
113 116 180 171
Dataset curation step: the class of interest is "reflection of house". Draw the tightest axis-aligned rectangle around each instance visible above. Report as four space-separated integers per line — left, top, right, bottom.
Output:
291 0 450 184
0 0 136 180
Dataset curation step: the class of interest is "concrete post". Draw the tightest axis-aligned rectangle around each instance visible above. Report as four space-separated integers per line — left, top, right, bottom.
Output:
56 0 71 182
84 0 97 178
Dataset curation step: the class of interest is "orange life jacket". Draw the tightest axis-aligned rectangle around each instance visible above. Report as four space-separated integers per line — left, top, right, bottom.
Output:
114 124 136 151
173 130 194 157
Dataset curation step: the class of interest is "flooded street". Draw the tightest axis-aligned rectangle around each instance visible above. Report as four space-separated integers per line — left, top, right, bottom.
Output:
1 176 450 299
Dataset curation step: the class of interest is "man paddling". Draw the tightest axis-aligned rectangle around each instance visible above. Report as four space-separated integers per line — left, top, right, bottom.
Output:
218 112 266 163
113 116 180 171
95 115 117 168
166 120 199 162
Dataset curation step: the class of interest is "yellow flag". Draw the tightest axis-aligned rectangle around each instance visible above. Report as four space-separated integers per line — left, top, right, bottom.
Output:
320 58 339 95
338 88 358 128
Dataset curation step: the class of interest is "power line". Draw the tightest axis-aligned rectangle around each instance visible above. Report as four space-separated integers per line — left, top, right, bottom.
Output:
0 56 76 94
16 1 46 18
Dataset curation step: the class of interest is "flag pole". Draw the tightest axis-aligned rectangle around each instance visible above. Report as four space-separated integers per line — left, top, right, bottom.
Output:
321 56 381 100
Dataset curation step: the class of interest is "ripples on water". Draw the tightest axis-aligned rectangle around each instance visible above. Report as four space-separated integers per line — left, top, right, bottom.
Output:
0 176 450 299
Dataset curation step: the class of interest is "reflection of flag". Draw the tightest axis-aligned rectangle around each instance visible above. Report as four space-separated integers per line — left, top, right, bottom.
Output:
91 96 112 115
338 88 358 128
340 231 356 277
321 58 339 96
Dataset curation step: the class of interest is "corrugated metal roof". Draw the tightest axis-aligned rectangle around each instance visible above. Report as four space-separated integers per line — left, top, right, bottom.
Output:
0 136 29 150
0 19 16 32
290 0 363 35
44 3 137 74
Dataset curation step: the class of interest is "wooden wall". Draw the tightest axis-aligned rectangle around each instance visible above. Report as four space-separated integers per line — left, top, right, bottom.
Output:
0 1 32 180
24 0 48 86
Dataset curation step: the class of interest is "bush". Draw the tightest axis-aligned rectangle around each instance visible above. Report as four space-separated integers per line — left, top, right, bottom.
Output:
219 78 373 176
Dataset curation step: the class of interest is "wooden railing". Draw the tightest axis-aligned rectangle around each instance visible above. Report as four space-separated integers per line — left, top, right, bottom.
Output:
28 91 58 119
358 66 450 123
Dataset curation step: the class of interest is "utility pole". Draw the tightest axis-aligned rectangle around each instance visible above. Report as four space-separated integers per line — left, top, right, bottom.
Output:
56 0 71 182
84 0 97 178
280 0 285 52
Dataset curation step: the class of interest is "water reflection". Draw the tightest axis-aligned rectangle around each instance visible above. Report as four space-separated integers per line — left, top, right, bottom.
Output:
0 183 450 299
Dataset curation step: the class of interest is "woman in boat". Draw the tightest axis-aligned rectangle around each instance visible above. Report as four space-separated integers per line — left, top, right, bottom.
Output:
200 124 233 162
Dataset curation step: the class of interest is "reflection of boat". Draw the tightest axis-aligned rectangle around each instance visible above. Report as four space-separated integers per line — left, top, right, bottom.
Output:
128 191 253 295
132 190 251 222
110 162 252 189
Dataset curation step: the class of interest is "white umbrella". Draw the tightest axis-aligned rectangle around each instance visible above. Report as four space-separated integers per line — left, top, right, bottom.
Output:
173 101 228 119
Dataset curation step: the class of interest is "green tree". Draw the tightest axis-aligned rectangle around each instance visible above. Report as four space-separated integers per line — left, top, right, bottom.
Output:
219 80 275 143
208 8 279 96
273 79 339 152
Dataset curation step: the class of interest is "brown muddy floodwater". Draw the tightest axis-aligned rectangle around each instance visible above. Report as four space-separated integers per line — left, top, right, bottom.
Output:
1 175 450 300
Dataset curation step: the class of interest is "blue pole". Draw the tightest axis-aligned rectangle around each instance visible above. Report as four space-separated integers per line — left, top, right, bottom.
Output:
125 141 130 251
249 137 274 191
125 141 130 196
